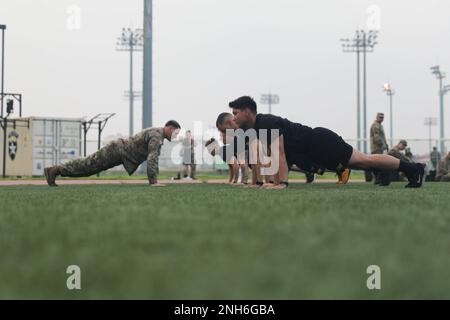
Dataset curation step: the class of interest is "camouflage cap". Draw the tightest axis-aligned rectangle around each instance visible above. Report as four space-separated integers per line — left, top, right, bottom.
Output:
399 139 408 146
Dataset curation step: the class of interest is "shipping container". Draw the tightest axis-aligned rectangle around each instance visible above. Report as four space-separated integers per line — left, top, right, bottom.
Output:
0 117 83 176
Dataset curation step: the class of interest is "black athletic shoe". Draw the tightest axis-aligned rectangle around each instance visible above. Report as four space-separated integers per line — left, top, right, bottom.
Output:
305 172 315 184
405 163 425 188
378 171 392 186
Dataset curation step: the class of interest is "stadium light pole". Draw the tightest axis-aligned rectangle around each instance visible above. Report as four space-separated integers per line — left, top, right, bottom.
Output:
341 30 378 152
143 0 153 130
116 28 143 137
260 94 279 114
424 117 438 153
1 24 6 178
362 30 378 154
383 83 395 148
430 65 448 153
341 34 361 151
443 84 450 152
0 24 6 119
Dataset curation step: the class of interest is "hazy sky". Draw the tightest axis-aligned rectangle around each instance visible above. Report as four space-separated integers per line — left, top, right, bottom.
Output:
1 0 449 144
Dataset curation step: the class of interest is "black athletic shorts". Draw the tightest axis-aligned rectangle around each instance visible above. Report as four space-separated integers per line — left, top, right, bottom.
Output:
286 127 353 172
220 145 235 163
220 140 252 168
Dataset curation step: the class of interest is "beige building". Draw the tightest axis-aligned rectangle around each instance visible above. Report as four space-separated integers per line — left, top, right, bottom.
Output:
0 117 83 176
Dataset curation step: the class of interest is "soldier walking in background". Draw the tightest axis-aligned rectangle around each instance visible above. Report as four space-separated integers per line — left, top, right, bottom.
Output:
369 113 389 185
44 120 181 186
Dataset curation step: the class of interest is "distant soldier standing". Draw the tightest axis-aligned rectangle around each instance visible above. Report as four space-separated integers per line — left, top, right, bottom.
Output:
370 112 389 185
436 151 450 182
430 147 441 170
181 130 197 179
44 120 181 186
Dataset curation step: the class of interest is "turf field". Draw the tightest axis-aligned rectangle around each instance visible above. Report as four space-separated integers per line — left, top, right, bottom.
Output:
0 182 449 299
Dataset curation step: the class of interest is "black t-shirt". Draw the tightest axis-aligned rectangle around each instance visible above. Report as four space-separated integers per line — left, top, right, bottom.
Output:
253 114 313 154
220 136 249 163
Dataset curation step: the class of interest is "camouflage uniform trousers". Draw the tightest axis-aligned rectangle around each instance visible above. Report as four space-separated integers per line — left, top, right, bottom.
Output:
436 174 450 182
60 141 125 177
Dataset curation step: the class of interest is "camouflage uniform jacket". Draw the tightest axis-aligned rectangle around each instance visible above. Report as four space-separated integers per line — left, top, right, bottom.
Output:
370 121 388 154
120 128 164 181
388 146 410 162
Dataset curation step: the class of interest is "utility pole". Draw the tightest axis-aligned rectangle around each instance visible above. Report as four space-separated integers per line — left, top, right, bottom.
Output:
424 117 438 153
1 24 6 118
116 28 143 137
430 66 449 153
341 30 378 153
383 83 395 148
0 24 6 177
143 0 153 129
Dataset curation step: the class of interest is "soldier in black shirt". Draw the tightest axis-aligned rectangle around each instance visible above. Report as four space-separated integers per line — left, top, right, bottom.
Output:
228 96 425 189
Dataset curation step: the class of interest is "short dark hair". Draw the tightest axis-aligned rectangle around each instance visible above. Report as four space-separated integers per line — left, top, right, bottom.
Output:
165 120 181 129
216 112 232 128
229 96 257 114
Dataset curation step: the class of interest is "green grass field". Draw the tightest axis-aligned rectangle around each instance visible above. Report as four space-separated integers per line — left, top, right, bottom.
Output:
0 182 449 299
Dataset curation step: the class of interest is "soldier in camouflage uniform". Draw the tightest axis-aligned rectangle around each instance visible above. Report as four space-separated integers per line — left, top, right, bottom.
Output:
369 113 389 185
388 140 411 181
44 120 181 186
370 113 388 154
388 140 410 162
430 147 441 170
436 152 450 182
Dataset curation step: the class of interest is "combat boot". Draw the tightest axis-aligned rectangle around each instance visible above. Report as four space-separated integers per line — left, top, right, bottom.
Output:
405 163 425 188
378 171 392 186
44 166 62 187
